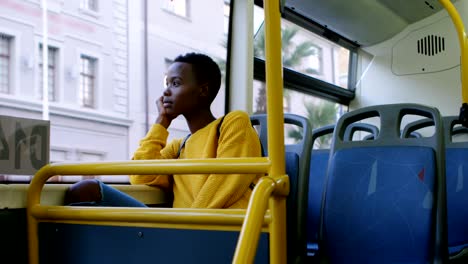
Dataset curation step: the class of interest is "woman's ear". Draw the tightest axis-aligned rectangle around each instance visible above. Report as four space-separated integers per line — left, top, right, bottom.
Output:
199 83 210 97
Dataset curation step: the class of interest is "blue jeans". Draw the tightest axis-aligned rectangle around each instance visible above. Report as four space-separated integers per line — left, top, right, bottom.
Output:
69 179 147 207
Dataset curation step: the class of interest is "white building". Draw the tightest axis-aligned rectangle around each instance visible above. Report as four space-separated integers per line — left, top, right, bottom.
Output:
0 0 229 182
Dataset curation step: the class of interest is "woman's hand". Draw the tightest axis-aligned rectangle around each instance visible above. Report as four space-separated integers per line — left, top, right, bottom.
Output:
155 96 178 128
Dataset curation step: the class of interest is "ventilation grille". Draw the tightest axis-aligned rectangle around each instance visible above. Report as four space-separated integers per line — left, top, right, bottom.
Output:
417 35 445 56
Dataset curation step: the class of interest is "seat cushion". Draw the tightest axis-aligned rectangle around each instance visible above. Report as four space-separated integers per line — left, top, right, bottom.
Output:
322 146 436 263
446 148 468 254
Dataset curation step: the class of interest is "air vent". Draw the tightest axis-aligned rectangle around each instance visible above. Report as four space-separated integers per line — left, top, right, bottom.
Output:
417 35 445 56
392 17 458 75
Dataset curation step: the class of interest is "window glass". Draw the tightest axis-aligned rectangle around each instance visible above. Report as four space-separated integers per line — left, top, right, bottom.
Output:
81 0 98 12
253 79 347 147
0 0 231 183
253 5 351 89
80 55 96 108
223 1 230 34
38 45 58 101
163 0 188 17
0 35 11 93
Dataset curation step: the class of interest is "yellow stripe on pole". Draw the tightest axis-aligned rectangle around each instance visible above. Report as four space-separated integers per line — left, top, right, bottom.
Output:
439 0 468 103
265 0 285 177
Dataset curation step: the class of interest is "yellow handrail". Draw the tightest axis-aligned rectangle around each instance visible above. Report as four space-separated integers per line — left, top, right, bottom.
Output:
263 0 288 263
27 159 274 264
438 0 468 121
27 0 287 263
232 177 277 263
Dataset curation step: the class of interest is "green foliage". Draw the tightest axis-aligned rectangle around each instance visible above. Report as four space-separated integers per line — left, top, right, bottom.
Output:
254 25 319 114
287 100 337 148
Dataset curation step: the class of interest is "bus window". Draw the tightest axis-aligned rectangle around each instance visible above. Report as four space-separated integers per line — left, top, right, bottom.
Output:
252 3 352 146
0 0 232 183
253 79 347 145
254 6 351 89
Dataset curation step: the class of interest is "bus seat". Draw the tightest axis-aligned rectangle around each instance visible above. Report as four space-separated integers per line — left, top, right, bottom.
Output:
306 124 334 257
39 223 269 263
250 113 312 263
402 116 468 260
306 122 379 258
319 104 447 263
401 118 434 139
344 122 379 141
443 116 468 259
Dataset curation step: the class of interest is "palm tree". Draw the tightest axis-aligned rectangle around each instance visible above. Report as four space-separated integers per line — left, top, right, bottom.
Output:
254 24 317 114
288 100 337 148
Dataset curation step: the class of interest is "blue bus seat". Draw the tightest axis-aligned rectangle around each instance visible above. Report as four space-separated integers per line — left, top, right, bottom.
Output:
443 116 468 259
306 124 334 257
344 122 379 141
306 123 379 258
319 104 447 263
403 116 468 259
401 118 434 139
250 113 312 264
39 223 269 264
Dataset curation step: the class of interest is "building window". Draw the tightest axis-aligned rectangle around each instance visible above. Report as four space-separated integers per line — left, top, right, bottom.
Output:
81 0 98 12
38 45 57 101
80 55 97 108
164 58 173 70
0 35 11 94
223 1 230 34
163 0 188 17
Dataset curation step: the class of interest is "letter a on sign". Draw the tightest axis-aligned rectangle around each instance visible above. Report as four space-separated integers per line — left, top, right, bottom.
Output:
0 115 50 175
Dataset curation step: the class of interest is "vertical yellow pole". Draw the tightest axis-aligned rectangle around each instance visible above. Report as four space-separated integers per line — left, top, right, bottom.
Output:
264 0 287 264
27 213 39 264
265 0 285 166
438 0 468 105
27 167 48 264
26 175 43 264
232 177 276 263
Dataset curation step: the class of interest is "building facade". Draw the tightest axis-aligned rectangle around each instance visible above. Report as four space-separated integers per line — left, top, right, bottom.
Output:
0 0 229 182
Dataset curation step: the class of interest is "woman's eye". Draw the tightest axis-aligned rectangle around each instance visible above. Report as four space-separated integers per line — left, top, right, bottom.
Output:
172 81 180 87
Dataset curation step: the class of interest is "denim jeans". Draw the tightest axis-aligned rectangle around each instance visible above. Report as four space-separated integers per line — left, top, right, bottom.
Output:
69 179 147 207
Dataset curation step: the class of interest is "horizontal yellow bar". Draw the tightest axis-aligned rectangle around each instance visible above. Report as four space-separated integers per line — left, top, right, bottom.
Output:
39 157 270 175
28 158 271 206
30 205 271 226
39 219 271 232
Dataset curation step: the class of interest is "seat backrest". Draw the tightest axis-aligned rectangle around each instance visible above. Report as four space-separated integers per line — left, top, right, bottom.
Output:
250 113 312 263
306 123 379 256
443 116 468 256
403 115 468 257
344 122 379 141
401 118 434 139
306 124 334 256
320 103 447 263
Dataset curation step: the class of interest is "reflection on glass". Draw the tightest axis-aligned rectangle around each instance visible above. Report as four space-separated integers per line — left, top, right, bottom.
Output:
253 80 347 147
253 5 350 89
0 0 229 183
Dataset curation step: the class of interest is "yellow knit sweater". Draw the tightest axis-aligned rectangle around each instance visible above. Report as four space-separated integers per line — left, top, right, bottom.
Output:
129 110 263 209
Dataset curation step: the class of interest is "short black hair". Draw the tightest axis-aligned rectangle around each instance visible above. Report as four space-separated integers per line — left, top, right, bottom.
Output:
174 53 221 103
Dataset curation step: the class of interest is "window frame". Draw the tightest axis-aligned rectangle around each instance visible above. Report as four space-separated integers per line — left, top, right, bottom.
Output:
79 55 97 108
0 34 12 94
81 0 98 12
252 0 359 106
162 0 190 18
38 44 58 102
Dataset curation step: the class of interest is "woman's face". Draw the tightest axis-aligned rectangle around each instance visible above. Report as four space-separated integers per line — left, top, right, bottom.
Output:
162 62 206 116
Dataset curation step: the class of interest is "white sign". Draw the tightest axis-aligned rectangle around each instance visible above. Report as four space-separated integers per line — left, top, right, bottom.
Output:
0 115 50 175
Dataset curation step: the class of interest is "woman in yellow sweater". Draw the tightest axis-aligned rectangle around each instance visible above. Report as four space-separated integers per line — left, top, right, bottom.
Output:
65 53 262 209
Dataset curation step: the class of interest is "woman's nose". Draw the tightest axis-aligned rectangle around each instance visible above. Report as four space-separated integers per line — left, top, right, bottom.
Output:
163 87 170 96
